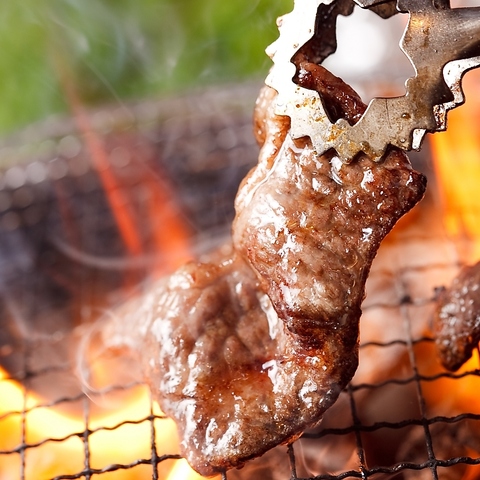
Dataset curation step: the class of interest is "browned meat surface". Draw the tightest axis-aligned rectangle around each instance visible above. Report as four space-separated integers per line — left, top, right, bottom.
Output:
101 65 426 476
121 251 357 475
294 60 367 124
234 72 426 343
434 261 480 371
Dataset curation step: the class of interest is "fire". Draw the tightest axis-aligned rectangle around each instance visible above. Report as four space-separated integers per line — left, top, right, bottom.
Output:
0 58 204 477
0 56 223 475
166 459 217 480
430 69 480 262
0 365 222 479
420 68 480 479
56 52 193 283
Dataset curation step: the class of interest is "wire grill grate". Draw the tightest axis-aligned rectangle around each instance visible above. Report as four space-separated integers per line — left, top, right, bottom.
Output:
0 337 480 480
2 326 480 479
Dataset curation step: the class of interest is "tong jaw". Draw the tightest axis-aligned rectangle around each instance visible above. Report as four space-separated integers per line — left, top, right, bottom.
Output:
266 0 480 162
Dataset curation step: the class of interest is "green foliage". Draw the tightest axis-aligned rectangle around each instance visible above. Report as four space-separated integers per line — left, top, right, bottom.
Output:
0 0 291 135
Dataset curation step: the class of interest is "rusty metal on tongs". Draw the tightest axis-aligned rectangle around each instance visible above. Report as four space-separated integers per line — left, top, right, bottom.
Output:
266 0 480 162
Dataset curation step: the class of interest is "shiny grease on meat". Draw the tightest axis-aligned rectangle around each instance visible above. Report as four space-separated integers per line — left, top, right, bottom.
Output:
102 65 426 476
434 261 480 371
234 66 426 343
130 251 358 475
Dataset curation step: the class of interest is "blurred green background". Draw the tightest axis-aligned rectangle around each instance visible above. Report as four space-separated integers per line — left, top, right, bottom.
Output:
0 0 291 137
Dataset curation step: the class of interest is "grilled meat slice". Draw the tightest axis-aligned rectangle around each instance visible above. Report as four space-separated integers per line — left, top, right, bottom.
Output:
128 251 358 475
434 261 480 371
102 65 426 476
234 73 426 344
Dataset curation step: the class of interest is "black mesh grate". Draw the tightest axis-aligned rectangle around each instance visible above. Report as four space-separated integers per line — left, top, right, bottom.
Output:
2 326 480 478
299 337 480 479
0 85 480 480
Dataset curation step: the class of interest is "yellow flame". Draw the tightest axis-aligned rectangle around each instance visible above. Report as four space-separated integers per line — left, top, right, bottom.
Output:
0 367 185 479
166 458 221 480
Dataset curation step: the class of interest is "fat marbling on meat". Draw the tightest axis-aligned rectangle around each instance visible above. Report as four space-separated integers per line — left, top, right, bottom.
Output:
101 65 426 476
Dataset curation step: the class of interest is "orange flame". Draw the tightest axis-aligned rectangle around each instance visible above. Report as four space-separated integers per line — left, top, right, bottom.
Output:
63 78 144 258
430 70 480 262
0 367 168 479
424 69 480 480
54 49 192 283
0 54 200 479
166 459 221 480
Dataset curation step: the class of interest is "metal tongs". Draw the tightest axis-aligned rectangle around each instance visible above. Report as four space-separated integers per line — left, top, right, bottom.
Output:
266 0 480 162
